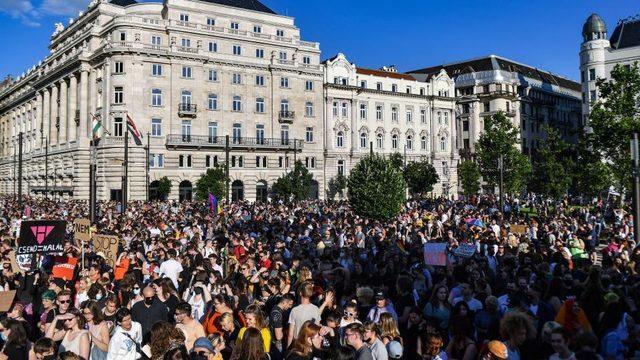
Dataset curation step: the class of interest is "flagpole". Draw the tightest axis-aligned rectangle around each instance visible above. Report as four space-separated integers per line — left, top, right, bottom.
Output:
90 139 96 223
122 127 129 214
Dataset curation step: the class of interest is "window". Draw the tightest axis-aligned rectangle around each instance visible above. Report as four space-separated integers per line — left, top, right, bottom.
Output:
114 86 123 104
208 69 218 82
151 118 162 136
181 38 191 47
589 69 596 81
280 125 290 145
179 13 189 22
406 135 413 150
114 61 124 74
305 80 314 91
276 29 284 37
421 136 427 150
391 107 398 122
333 102 338 117
376 82 382 91
391 84 397 92
179 155 192 168
590 90 597 102
305 157 316 169
255 75 265 86
230 22 239 30
278 156 287 168
119 32 126 41
181 90 192 105
406 108 413 123
279 51 287 60
483 85 489 93
392 134 398 149
151 89 162 106
360 80 367 88
208 42 218 52
360 132 367 148
114 117 123 136
376 133 383 148
341 102 348 117
463 121 469 131
305 102 314 117
360 104 367 119
420 88 425 95
256 124 265 144
443 112 448 125
420 109 427 123
376 105 383 120
303 56 311 65
233 45 242 55
256 156 267 168
406 86 411 94
280 77 289 88
280 99 289 112
181 66 192 78
440 136 447 151
483 102 490 112
208 122 217 143
205 155 218 168
232 123 242 143
232 73 242 84
151 35 161 46
231 156 244 168
208 94 218 110
181 120 191 141
152 64 163 76
337 160 345 176
253 25 262 33
256 98 265 113
337 131 344 148
306 127 314 143
232 96 242 112
207 18 215 26
150 154 164 168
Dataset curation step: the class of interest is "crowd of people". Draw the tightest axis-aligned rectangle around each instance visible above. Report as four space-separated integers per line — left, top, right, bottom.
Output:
0 194 637 360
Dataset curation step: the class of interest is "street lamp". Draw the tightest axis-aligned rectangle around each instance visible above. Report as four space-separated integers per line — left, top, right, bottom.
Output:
630 133 640 242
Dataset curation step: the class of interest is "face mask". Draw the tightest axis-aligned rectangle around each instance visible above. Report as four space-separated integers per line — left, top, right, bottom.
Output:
0 332 6 341
133 289 140 295
95 293 103 301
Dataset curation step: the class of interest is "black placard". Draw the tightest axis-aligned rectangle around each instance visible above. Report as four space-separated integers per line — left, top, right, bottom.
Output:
17 220 66 255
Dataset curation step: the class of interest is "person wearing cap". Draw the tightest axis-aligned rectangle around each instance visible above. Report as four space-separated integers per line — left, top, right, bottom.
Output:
39 290 57 336
367 291 398 324
192 336 223 360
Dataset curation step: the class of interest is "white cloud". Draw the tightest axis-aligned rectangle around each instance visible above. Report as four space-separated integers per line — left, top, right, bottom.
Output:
0 0 41 26
40 0 90 16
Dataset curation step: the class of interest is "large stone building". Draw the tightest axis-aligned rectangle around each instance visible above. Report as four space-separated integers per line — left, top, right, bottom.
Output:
323 53 458 196
407 55 582 158
0 0 325 201
580 13 640 122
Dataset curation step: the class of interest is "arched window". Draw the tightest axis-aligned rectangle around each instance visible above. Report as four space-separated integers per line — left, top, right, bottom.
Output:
360 132 367 148
376 133 384 149
406 135 413 150
391 134 398 149
421 135 428 150
440 136 447 151
337 131 344 148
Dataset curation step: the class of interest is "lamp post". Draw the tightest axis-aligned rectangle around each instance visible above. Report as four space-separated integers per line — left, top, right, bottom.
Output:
630 133 640 242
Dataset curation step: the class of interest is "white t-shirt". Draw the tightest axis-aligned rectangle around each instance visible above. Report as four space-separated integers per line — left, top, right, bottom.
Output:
159 258 183 289
288 303 319 338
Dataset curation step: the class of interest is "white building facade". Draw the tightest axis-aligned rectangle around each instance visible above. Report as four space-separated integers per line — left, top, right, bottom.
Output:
580 13 640 123
323 54 459 196
0 0 325 201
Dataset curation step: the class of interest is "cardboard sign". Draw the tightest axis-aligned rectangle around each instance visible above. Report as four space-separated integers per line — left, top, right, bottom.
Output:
17 220 66 255
0 291 16 312
423 243 447 266
73 218 91 245
92 234 119 268
511 225 527 234
52 256 78 280
454 243 476 258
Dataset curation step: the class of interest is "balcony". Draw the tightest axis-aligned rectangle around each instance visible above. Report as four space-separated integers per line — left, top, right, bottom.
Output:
178 103 197 117
166 135 303 151
278 110 295 123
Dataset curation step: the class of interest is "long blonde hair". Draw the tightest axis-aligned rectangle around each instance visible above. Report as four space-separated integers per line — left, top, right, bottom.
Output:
379 313 401 342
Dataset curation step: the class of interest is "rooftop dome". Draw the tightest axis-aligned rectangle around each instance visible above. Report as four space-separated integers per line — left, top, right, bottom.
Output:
582 13 607 41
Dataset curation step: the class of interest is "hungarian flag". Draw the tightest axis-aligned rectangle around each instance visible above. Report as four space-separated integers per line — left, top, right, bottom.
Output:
90 113 103 145
126 113 143 146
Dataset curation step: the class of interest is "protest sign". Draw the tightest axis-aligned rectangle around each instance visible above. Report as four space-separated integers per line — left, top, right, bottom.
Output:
511 224 527 234
454 243 476 258
423 243 447 266
92 234 119 268
0 291 16 312
52 257 78 280
73 218 91 245
17 220 66 255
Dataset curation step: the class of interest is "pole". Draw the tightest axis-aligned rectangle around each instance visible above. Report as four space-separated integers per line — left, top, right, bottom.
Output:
122 129 129 214
18 132 23 213
294 140 297 164
145 131 150 202
44 137 48 200
499 155 504 213
631 133 640 242
225 135 230 202
370 141 373 155
89 140 96 224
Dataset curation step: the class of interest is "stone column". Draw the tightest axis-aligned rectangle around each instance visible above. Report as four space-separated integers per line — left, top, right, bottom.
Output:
350 100 357 153
59 79 68 144
68 74 77 142
42 89 50 148
49 84 59 146
36 92 42 146
79 70 89 139
89 68 97 137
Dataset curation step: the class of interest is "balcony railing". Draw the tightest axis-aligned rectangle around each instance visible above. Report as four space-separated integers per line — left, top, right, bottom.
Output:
278 110 295 123
166 135 303 151
178 103 197 117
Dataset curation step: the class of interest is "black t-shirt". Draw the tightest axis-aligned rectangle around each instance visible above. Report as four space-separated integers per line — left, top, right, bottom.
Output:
270 306 284 332
3 343 28 360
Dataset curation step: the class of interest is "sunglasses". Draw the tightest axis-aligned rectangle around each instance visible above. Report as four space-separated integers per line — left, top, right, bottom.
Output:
58 299 71 304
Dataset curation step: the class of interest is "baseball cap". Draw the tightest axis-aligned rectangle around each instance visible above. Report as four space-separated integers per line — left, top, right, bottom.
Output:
374 291 385 300
42 290 56 301
487 341 508 360
192 337 215 353
387 340 403 359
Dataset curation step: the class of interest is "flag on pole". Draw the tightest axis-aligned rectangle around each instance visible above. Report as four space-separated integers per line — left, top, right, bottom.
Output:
126 112 143 146
209 194 222 215
90 113 105 145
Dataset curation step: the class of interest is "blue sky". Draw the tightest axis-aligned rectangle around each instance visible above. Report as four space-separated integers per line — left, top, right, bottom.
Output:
0 0 636 82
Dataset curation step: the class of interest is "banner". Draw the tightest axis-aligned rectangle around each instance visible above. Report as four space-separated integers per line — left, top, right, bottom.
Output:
73 218 91 245
511 225 527 234
17 220 66 255
52 256 78 280
454 243 476 258
92 234 119 268
423 243 447 266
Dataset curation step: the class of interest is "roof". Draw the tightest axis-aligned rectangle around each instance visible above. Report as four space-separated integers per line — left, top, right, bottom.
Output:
109 0 137 6
406 55 581 92
356 67 416 81
200 0 276 14
610 15 640 50
583 13 607 38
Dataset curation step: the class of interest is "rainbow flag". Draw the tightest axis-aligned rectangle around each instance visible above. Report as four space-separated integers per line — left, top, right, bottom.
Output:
209 194 222 215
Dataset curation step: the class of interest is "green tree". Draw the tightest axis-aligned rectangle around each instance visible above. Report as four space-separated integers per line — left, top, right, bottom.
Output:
589 62 640 190
156 176 172 200
347 154 406 220
271 160 313 201
195 166 228 200
327 174 348 200
476 112 531 193
572 136 613 197
405 159 439 198
529 127 573 198
458 160 481 197
389 152 404 170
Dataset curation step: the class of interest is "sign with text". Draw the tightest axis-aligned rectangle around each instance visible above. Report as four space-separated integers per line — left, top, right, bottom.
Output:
52 256 78 280
92 234 119 268
73 218 91 245
511 225 527 234
17 220 66 255
454 243 476 258
423 243 447 266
